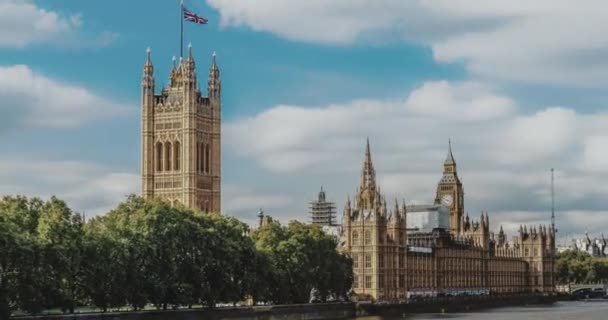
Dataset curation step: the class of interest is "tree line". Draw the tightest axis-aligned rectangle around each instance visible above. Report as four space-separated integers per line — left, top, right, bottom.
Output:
555 250 608 284
0 195 353 318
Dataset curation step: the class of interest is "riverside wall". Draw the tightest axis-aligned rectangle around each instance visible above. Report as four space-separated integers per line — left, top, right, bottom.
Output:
358 294 557 316
13 303 356 320
14 294 558 320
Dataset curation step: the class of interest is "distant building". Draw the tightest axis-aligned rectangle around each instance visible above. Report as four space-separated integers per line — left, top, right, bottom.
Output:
571 233 608 257
338 139 556 302
406 204 450 232
309 187 337 226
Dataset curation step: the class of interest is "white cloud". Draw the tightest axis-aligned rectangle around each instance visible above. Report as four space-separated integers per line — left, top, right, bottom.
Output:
225 80 608 238
580 136 608 173
208 0 608 87
0 155 139 216
0 65 131 129
0 0 116 48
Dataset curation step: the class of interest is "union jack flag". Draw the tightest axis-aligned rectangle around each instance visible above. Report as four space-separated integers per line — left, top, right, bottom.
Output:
183 7 208 24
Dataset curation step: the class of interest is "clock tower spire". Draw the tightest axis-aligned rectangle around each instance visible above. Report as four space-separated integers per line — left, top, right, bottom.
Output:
435 140 464 234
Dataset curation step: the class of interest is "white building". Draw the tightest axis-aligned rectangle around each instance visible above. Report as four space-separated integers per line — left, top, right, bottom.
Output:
406 204 450 233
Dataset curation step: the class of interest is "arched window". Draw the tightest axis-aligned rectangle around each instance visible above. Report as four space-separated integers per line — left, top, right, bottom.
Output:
174 141 181 171
196 142 201 172
156 142 163 172
364 230 371 245
165 142 172 171
352 231 359 245
205 143 211 174
198 142 204 173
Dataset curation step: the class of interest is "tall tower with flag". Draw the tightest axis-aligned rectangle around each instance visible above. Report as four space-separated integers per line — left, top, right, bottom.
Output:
141 36 221 212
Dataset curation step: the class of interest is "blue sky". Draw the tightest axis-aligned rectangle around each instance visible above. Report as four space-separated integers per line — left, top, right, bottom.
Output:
1 0 608 243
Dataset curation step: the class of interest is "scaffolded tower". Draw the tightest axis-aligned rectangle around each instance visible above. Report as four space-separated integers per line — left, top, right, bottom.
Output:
309 187 337 226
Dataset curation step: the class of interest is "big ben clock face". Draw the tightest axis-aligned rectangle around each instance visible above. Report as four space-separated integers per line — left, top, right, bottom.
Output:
441 194 453 207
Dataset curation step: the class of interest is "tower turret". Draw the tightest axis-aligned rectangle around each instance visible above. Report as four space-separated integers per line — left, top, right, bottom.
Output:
435 139 464 234
208 51 221 99
141 47 155 198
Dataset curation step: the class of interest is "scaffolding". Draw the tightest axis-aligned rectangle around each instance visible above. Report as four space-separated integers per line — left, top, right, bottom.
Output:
309 187 337 226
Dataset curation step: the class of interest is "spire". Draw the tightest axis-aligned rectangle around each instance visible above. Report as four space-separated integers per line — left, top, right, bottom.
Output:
360 137 376 191
208 51 221 99
187 42 193 62
145 47 152 66
445 139 455 165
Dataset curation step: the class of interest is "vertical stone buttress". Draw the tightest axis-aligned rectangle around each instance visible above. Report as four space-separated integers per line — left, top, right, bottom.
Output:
208 52 221 212
142 48 155 198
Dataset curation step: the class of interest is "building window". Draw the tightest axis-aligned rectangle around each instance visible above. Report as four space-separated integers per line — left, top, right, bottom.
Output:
156 142 163 172
365 276 372 289
353 276 359 289
197 142 202 172
534 248 538 257
364 230 371 245
525 248 530 256
165 142 172 171
379 253 384 268
353 254 359 268
365 254 372 269
352 231 359 245
399 275 405 288
379 276 384 288
205 143 210 174
174 141 181 171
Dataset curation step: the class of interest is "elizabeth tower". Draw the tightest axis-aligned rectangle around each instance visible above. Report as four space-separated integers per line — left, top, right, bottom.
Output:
141 44 221 213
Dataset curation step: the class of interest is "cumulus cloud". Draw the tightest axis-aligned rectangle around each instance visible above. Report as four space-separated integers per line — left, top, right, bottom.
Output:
0 0 116 48
225 80 608 238
0 155 139 216
208 0 608 86
0 65 131 129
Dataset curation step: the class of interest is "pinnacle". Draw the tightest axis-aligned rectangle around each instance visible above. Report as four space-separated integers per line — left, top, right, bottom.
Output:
445 139 455 165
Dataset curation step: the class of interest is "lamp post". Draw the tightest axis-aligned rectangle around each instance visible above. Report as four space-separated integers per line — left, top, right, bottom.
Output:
258 208 264 228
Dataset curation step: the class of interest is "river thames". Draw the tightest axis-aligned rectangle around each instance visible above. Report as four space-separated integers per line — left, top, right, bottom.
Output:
355 301 608 319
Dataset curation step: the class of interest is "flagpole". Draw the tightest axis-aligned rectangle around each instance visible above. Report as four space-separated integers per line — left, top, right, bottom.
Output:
180 0 184 58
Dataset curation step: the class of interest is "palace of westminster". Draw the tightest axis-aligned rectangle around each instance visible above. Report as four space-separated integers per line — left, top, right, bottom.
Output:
140 45 555 302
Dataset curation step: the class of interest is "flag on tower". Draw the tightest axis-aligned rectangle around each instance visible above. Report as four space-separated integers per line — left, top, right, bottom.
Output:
183 7 208 24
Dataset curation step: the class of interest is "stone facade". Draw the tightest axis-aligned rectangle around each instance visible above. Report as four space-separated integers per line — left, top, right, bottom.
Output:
339 140 556 302
141 45 221 213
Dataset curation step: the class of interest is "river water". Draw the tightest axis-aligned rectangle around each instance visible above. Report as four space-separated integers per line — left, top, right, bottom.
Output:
355 301 608 319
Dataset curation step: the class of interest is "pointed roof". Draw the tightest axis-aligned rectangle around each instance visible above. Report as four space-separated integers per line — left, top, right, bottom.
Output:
360 137 376 191
445 139 456 165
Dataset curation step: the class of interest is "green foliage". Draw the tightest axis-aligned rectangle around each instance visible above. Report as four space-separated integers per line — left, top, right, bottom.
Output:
251 221 353 304
555 250 608 284
0 194 353 316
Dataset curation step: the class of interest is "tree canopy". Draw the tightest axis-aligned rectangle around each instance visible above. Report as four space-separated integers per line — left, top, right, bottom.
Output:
0 195 353 318
555 250 608 284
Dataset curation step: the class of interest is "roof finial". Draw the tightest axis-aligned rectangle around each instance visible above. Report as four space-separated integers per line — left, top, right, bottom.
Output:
145 47 152 65
445 138 455 165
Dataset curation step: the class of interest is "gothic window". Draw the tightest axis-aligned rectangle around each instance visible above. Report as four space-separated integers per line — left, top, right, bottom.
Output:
525 248 530 256
165 142 172 171
353 254 359 268
534 248 538 257
156 142 163 172
205 143 211 174
364 230 371 245
353 276 359 289
196 142 202 172
352 231 359 245
174 141 181 171
365 275 372 289
379 253 384 268
365 254 372 269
